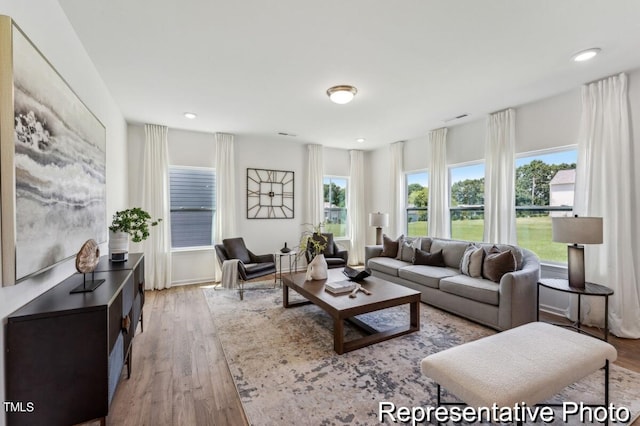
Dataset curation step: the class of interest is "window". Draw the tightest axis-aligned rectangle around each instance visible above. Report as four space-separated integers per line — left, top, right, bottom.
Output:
323 176 348 238
449 163 484 241
169 166 215 248
406 171 428 237
515 148 577 263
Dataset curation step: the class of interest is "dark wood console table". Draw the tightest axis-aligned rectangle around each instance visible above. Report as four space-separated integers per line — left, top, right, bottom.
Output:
5 254 145 425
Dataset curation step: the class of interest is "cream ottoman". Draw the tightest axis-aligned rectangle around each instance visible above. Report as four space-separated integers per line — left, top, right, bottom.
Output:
420 321 617 408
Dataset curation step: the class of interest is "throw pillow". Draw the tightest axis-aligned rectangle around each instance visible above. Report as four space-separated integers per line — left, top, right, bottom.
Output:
482 248 517 282
460 245 484 278
395 235 405 260
398 238 420 262
413 248 446 267
380 234 403 258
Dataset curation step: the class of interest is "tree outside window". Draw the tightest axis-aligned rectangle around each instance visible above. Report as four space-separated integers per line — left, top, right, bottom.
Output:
449 163 485 241
323 177 348 237
406 171 428 236
515 149 577 263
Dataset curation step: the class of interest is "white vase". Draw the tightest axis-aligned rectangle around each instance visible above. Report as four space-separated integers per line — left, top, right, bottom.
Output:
305 254 328 281
108 230 129 262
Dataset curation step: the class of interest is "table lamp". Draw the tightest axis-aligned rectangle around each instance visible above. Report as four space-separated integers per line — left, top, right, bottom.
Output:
551 216 603 289
369 212 389 245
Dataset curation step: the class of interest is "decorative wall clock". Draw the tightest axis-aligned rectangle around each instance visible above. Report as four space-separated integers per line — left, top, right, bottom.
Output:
246 168 294 219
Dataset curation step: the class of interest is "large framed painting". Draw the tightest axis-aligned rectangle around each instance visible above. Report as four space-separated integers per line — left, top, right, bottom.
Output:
0 16 106 285
246 168 294 219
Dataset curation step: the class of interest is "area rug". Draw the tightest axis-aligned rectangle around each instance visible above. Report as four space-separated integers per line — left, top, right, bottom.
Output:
204 287 640 425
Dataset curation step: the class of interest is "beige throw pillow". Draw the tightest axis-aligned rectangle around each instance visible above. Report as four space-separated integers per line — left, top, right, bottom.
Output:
482 247 517 282
460 246 484 278
399 240 413 262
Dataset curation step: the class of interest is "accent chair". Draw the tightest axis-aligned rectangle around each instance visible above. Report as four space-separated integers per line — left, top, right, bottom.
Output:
214 237 276 299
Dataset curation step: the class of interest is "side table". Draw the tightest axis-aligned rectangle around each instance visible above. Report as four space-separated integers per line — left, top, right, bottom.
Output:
275 251 298 284
537 278 614 341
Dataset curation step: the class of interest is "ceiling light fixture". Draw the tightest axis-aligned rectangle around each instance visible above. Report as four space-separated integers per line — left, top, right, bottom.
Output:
356 138 365 143
184 112 197 119
572 48 601 62
327 85 357 104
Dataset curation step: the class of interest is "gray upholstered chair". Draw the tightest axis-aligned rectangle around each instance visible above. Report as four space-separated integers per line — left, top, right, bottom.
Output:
214 237 276 299
304 233 348 269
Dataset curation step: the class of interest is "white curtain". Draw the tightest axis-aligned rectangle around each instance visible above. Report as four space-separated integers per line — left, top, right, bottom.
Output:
214 132 237 281
389 142 405 238
427 128 450 238
574 73 640 338
348 150 365 265
483 108 517 245
142 124 172 290
306 144 324 226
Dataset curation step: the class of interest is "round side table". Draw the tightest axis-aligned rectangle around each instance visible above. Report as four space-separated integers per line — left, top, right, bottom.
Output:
537 278 613 341
275 252 297 285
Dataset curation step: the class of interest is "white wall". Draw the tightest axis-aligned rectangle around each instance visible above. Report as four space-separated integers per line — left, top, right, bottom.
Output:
0 1 128 423
367 69 640 314
127 129 353 282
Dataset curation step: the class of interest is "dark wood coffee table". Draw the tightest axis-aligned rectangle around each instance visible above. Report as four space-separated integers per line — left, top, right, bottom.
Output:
282 269 420 354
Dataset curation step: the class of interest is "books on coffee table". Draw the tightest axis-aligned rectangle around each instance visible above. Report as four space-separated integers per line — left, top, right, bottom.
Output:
325 280 356 294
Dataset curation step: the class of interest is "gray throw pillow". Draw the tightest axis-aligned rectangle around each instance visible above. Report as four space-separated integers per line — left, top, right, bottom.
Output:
482 247 517 282
460 245 484 278
413 248 445 267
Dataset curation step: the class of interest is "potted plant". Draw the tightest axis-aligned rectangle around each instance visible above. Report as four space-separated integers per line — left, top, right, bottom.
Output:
298 223 329 280
108 207 162 261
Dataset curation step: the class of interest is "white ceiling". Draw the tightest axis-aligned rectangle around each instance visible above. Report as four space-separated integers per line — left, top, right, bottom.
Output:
58 0 640 150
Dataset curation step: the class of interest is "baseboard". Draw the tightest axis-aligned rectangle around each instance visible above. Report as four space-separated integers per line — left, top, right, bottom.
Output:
171 277 216 287
539 304 568 317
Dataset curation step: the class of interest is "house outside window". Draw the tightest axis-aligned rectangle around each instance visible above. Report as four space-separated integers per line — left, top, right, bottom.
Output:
406 171 428 237
515 148 577 263
449 163 485 241
169 166 216 248
323 176 348 238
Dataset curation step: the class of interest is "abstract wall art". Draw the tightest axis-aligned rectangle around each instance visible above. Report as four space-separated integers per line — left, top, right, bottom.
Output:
0 16 106 285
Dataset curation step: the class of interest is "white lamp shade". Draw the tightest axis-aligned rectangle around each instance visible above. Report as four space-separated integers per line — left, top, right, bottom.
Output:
552 216 603 244
369 213 389 228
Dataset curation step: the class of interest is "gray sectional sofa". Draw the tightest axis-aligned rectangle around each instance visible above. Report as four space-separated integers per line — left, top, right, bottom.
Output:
365 237 540 331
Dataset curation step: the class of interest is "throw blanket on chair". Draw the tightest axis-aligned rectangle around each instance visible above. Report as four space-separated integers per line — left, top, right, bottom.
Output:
221 259 240 289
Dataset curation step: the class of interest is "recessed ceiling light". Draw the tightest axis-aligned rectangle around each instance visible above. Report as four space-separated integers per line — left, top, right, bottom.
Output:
356 138 365 143
326 85 357 104
184 112 197 119
572 48 601 62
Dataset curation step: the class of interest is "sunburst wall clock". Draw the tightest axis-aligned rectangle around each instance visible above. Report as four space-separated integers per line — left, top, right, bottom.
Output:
246 168 294 219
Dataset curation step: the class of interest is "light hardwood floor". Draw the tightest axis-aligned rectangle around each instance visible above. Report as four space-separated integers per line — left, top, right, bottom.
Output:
92 281 639 425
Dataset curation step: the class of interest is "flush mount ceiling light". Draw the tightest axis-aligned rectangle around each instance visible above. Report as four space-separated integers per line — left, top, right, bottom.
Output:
356 138 365 143
184 112 197 119
572 48 601 62
327 85 357 104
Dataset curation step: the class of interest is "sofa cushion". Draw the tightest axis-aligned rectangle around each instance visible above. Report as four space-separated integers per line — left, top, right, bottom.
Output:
420 237 433 253
368 257 411 277
430 239 472 269
440 275 500 306
413 248 446 267
482 247 517 283
398 265 459 289
460 245 484 278
478 243 524 270
380 234 403 258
